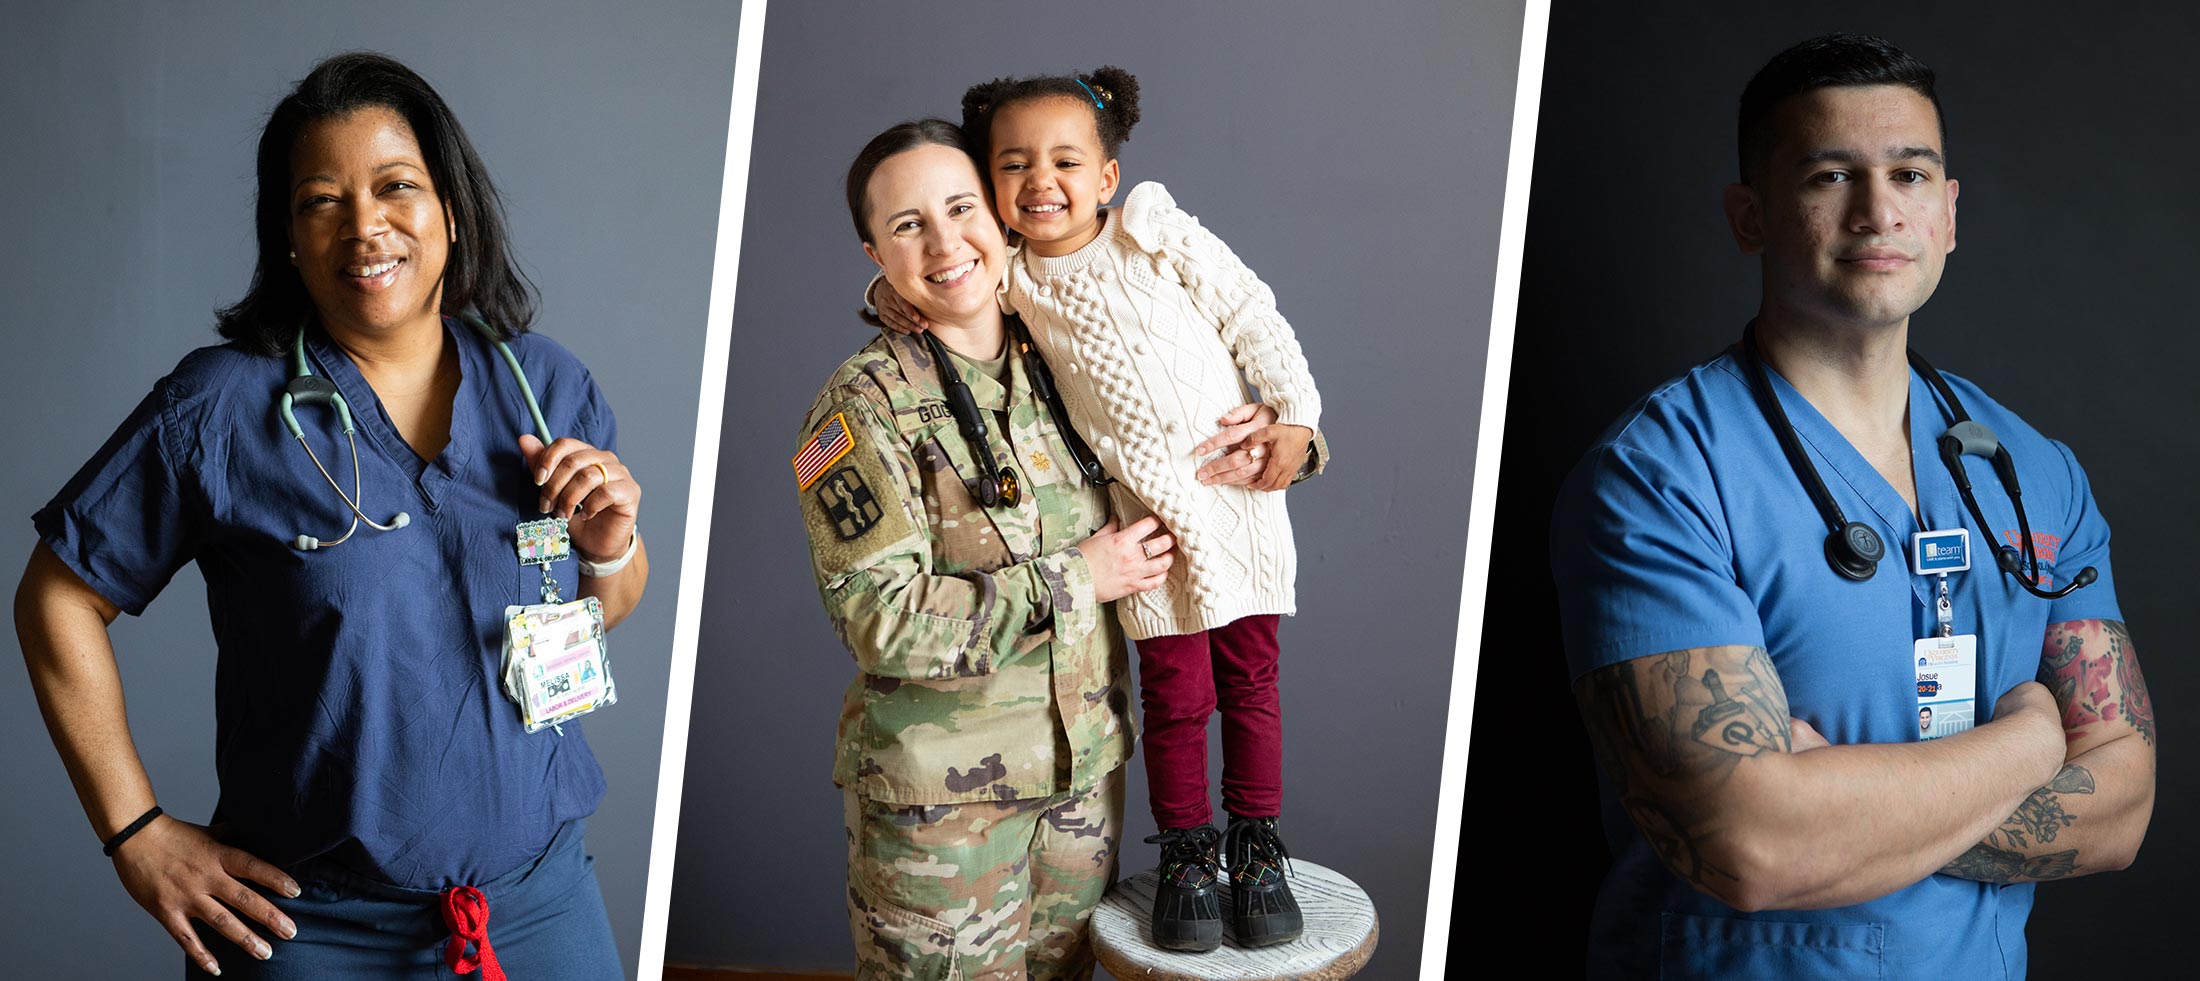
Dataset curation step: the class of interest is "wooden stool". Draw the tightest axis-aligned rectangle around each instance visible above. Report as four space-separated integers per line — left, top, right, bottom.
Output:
1091 860 1378 981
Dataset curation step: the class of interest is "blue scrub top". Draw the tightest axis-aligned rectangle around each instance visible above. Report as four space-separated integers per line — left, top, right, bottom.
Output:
1552 350 2121 980
35 318 615 890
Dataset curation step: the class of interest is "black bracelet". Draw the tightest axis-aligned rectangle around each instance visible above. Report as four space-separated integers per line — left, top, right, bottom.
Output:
102 805 163 857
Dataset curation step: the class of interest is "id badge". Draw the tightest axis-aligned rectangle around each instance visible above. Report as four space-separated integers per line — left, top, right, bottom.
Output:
501 596 617 733
1912 528 1971 576
1914 634 1976 740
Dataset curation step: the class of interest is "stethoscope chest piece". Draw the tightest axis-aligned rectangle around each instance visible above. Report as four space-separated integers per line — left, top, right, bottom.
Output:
1825 521 1886 582
989 466 1022 510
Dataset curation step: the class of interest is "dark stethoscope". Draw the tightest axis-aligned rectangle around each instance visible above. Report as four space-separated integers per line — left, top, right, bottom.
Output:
920 318 1111 509
1739 323 2096 599
280 312 552 551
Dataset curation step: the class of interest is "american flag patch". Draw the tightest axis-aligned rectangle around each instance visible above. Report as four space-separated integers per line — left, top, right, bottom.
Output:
793 412 855 491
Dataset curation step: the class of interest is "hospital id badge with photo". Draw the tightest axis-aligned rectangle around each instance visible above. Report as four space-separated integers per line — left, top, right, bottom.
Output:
501 596 617 733
1914 633 1976 740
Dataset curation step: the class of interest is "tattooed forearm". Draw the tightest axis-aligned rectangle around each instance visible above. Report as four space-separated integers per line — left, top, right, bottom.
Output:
2040 619 2155 747
1938 843 2080 882
1577 646 1793 893
1937 763 2094 882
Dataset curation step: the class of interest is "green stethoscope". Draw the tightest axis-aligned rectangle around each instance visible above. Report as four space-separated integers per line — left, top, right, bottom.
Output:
280 312 551 551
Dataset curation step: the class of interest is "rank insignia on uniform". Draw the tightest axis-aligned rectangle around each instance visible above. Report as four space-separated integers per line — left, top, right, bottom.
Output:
816 465 883 541
794 412 855 491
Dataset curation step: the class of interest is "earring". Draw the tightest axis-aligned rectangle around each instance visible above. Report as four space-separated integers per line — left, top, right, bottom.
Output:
288 250 296 260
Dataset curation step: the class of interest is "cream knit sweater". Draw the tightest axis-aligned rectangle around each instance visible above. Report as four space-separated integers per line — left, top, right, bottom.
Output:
1006 181 1322 640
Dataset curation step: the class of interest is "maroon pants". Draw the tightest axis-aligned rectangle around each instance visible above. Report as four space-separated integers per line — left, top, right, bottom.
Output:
1134 614 1282 829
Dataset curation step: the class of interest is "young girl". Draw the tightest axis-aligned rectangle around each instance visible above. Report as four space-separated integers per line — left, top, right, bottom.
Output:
874 66 1324 952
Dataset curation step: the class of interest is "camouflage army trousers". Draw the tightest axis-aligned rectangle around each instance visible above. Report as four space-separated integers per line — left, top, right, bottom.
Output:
843 768 1126 980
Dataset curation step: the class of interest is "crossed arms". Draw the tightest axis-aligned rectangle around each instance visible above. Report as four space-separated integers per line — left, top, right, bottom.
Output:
1575 618 2155 912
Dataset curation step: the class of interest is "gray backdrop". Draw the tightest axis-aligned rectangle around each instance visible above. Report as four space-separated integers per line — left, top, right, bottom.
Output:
1463 2 2198 975
0 3 736 976
665 2 1523 978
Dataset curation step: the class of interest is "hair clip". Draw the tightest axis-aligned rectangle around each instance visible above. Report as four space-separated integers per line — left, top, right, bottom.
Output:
1073 78 1107 109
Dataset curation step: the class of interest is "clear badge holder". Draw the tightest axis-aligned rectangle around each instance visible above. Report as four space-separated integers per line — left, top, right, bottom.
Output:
502 518 618 733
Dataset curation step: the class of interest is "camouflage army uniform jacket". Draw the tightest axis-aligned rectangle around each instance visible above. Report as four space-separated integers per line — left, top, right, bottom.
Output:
796 329 1136 805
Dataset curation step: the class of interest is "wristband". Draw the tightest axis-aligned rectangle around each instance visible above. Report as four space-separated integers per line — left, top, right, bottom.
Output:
578 531 639 578
102 805 163 856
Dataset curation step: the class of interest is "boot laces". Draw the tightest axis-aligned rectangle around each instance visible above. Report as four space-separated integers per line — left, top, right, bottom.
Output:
1225 817 1293 882
1144 825 1221 886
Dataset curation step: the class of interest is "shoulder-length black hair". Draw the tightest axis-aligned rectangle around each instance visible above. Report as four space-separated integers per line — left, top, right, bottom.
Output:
216 52 536 355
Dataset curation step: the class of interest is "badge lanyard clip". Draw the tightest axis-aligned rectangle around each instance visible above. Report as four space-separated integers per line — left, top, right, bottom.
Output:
1912 527 1971 639
514 517 572 603
1935 574 1954 638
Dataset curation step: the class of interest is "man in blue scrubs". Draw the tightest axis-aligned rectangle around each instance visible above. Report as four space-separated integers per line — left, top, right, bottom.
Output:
1552 34 2156 979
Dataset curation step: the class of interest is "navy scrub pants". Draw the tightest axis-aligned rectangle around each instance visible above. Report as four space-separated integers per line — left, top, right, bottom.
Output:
195 819 623 980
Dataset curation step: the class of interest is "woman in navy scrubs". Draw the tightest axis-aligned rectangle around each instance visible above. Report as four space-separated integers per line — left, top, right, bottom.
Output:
16 54 645 978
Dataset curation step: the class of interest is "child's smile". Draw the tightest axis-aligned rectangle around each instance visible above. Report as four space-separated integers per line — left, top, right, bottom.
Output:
988 96 1121 258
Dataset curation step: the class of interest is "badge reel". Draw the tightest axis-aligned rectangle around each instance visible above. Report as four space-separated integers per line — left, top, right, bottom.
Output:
1912 528 1975 741
502 518 617 734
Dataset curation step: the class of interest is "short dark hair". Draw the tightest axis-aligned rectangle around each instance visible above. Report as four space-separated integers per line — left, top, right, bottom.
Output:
843 118 969 244
1737 34 1943 184
216 52 536 355
960 66 1142 167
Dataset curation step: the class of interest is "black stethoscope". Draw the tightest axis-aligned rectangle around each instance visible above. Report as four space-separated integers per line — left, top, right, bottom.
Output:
920 317 1111 509
1738 323 2096 599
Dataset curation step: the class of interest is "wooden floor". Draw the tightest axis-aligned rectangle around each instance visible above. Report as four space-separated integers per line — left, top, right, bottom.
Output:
662 966 852 981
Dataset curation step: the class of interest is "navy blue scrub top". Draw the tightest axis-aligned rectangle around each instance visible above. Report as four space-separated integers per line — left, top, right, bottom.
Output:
1552 351 2121 980
35 318 615 890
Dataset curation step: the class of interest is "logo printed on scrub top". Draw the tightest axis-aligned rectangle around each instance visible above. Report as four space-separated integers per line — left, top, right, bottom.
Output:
2001 529 2061 586
2002 530 2061 563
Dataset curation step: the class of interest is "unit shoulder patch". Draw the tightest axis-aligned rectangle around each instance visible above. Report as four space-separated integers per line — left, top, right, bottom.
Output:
798 400 919 578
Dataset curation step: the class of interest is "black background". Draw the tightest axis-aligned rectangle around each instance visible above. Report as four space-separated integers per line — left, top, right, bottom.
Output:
1455 3 2197 975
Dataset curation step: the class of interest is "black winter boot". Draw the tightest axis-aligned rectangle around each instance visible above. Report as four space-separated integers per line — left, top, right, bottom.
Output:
1143 824 1224 951
1224 815 1303 947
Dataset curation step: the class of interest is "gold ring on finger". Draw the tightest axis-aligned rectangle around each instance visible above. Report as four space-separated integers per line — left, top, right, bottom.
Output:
591 462 612 485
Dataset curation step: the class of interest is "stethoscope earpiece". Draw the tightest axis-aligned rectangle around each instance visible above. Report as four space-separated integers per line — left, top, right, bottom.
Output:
1825 522 1885 582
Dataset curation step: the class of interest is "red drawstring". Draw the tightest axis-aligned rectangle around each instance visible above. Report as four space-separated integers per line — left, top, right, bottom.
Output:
439 885 507 981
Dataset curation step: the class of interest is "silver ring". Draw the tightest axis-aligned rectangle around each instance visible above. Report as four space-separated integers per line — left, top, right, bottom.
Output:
1141 541 1153 559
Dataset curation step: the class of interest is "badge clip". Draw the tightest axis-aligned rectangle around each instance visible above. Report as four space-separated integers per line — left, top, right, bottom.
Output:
1912 527 1970 577
515 517 571 603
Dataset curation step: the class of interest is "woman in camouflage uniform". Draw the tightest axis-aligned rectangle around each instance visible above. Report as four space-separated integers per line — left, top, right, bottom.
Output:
796 121 1177 980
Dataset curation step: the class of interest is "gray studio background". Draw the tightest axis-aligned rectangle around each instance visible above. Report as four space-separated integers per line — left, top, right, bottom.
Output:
666 2 1523 977
1464 2 2198 976
1 3 737 976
